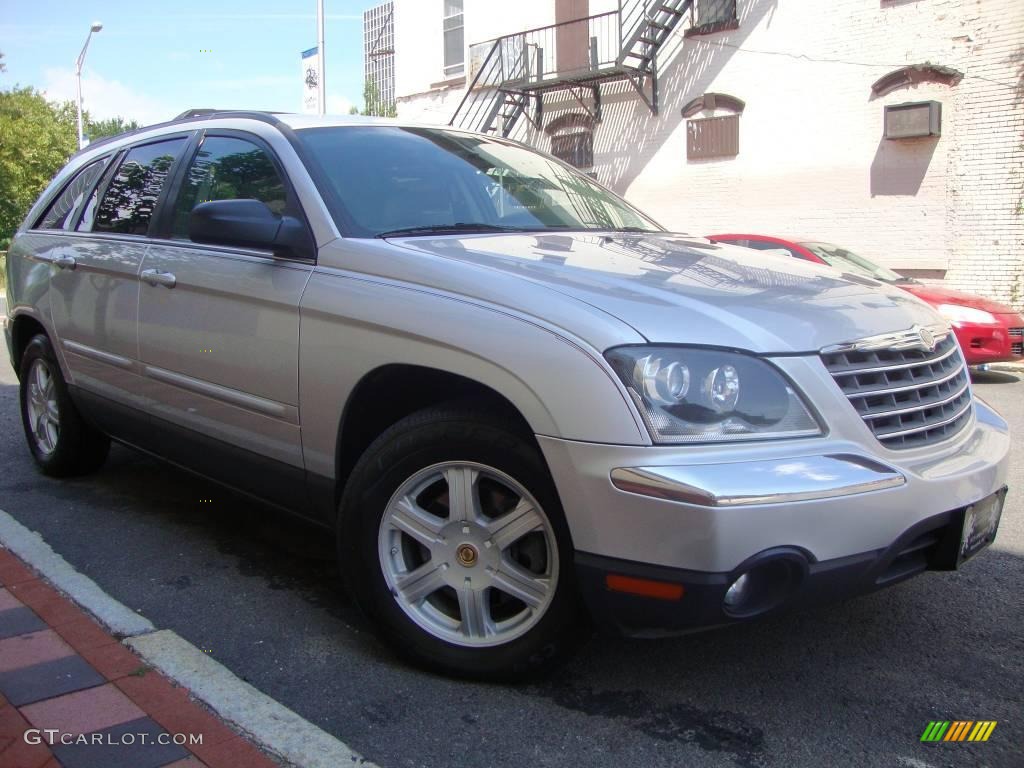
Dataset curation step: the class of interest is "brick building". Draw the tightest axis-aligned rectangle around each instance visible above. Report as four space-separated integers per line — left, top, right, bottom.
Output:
387 0 1023 306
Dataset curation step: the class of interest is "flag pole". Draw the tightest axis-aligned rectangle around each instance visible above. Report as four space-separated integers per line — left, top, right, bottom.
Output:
317 0 326 114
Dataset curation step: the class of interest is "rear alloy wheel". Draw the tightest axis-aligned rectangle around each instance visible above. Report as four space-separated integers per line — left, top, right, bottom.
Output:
339 406 586 680
18 334 110 476
378 461 558 648
25 357 61 457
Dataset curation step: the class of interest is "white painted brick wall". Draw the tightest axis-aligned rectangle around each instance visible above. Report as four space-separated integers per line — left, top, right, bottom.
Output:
393 0 1024 308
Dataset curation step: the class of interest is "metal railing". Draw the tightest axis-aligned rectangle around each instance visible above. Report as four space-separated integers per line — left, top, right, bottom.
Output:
476 11 623 86
449 1 691 131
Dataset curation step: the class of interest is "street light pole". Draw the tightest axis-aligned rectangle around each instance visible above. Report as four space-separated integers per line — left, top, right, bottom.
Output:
316 0 326 114
75 21 103 149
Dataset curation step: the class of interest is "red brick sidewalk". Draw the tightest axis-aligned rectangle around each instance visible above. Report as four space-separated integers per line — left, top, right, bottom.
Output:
0 546 282 768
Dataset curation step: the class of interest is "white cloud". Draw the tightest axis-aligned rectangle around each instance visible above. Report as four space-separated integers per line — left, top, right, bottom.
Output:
327 94 355 114
149 13 361 20
203 75 295 90
40 67 173 127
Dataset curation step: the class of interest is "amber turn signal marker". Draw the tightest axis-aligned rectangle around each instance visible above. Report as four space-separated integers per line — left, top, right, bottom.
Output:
606 574 685 601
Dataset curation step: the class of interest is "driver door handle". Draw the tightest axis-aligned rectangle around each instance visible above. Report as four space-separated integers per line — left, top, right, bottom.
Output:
53 254 77 270
141 269 176 289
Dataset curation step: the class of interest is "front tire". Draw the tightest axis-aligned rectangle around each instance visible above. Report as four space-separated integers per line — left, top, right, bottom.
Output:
19 334 110 477
338 406 587 680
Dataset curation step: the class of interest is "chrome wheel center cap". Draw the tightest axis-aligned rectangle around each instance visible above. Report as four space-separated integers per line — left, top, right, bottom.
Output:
456 543 478 567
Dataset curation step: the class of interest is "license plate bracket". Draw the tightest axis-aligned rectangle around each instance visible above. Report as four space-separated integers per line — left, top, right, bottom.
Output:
956 489 1006 567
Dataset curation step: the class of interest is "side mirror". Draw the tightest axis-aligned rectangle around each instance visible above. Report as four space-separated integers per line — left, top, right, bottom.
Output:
189 199 314 259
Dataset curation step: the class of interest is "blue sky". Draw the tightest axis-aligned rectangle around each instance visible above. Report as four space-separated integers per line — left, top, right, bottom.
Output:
0 0 377 126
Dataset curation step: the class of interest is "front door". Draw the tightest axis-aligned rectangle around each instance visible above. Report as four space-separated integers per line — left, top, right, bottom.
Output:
136 133 313 508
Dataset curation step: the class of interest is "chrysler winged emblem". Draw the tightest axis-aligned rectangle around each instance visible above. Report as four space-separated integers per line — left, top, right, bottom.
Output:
915 324 937 352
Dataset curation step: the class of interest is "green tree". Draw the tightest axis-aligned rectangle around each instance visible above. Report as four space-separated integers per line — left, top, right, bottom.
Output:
361 75 396 117
86 116 141 142
0 87 78 247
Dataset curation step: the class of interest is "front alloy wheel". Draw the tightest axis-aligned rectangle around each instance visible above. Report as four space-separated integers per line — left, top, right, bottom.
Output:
339 405 586 680
379 462 558 647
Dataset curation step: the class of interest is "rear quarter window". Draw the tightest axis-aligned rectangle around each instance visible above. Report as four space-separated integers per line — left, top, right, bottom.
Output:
35 157 110 230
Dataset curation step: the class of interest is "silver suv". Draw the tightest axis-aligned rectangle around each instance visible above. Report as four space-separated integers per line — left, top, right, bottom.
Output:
3 112 1010 679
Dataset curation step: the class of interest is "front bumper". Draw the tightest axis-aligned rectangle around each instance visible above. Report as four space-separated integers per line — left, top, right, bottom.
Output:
539 390 1010 634
953 313 1024 365
575 501 997 636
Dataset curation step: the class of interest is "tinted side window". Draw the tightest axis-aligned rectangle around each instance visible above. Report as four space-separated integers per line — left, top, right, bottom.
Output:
92 138 187 235
37 158 109 230
171 136 287 239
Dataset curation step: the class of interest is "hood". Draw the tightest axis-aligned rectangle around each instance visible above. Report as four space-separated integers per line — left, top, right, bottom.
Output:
391 232 945 354
899 283 1020 316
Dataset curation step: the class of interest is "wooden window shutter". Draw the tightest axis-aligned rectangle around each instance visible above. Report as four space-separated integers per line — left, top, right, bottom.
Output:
686 115 739 159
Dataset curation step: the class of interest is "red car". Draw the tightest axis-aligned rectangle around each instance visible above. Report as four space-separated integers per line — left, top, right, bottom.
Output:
709 234 1024 366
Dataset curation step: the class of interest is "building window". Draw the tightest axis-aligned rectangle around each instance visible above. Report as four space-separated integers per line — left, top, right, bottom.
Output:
686 0 739 37
682 93 744 160
546 113 596 172
686 115 739 159
551 132 594 170
443 0 464 76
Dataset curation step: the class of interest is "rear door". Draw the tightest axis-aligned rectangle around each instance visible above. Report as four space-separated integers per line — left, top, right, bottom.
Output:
49 136 191 413
136 131 314 506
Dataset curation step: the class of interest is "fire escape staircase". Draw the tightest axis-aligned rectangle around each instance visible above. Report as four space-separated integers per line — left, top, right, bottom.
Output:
450 0 693 137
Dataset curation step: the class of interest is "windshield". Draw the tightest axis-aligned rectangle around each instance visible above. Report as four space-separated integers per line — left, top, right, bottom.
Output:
801 242 906 283
296 126 662 237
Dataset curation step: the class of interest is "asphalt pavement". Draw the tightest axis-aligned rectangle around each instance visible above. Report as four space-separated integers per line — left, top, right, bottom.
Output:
0 356 1021 768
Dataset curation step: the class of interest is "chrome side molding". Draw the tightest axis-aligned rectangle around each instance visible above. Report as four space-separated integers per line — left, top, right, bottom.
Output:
610 454 906 507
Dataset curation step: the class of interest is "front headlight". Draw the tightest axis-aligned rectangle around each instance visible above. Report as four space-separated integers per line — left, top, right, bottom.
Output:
936 304 996 325
605 346 823 444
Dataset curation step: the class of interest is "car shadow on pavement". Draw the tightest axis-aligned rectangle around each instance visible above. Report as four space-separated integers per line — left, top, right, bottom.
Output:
2 375 1021 768
970 369 1021 385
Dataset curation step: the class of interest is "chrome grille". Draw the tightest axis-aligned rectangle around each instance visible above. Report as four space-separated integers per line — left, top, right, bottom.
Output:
821 328 972 450
1010 327 1023 357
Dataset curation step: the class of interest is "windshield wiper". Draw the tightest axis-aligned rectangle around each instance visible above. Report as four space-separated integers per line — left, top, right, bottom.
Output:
375 223 530 238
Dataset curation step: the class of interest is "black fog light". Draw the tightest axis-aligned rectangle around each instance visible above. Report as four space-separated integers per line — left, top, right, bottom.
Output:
722 558 802 618
723 572 752 610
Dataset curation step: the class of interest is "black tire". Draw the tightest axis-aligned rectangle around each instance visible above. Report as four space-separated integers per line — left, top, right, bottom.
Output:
338 405 588 681
18 334 110 477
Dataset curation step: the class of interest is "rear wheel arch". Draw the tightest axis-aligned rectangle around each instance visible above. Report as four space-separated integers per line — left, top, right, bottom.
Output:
10 314 50 377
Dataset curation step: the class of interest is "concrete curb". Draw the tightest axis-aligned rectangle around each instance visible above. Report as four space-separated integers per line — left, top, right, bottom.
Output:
128 630 376 768
987 362 1024 373
0 509 155 636
0 508 377 768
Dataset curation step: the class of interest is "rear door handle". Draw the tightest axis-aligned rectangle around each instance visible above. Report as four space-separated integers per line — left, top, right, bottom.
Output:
141 269 176 289
53 254 77 270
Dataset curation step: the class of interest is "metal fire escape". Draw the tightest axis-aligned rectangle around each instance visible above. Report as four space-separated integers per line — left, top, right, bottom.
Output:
449 0 693 137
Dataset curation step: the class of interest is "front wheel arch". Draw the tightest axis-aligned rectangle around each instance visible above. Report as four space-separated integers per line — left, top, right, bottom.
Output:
334 364 541 504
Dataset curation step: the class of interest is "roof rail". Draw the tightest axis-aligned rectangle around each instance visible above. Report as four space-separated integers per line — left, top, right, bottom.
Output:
73 110 289 158
173 108 221 119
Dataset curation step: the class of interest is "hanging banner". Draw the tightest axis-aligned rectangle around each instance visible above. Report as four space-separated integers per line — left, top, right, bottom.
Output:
301 46 321 114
